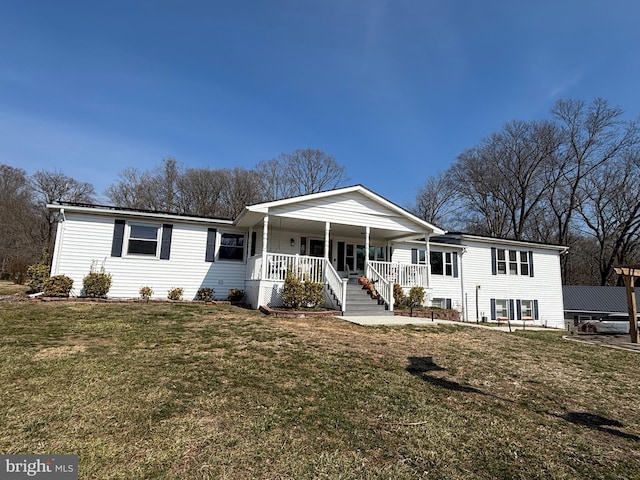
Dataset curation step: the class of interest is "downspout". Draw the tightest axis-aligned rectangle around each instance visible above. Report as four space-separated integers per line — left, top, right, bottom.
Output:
459 247 466 321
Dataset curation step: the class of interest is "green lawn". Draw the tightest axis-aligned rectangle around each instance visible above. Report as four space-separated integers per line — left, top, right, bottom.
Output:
1 301 638 479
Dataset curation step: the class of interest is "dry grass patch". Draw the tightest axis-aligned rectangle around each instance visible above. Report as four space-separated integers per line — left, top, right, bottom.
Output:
1 301 639 479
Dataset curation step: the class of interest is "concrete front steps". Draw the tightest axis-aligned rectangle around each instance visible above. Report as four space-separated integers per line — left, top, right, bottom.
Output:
342 282 393 316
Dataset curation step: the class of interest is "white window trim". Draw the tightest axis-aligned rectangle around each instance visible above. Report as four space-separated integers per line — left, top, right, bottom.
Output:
218 231 246 262
125 222 161 258
520 299 534 320
495 299 510 319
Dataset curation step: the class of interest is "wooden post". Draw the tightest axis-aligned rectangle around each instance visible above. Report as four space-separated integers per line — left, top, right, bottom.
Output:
614 266 640 344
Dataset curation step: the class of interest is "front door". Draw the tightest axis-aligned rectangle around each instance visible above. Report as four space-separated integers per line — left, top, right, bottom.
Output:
337 242 365 276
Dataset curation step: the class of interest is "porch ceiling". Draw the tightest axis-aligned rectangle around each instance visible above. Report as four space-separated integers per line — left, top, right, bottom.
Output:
239 212 421 242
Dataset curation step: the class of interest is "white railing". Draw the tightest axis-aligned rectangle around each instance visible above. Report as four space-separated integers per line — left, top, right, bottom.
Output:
368 261 429 288
366 262 394 311
325 261 347 311
263 253 325 283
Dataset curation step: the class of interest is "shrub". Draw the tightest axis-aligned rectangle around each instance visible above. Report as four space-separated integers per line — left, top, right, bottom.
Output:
393 283 405 307
43 275 74 297
227 289 245 302
7 257 29 285
282 270 304 309
139 286 153 301
303 281 324 308
195 287 214 302
407 286 425 308
27 262 50 292
83 271 112 298
167 287 183 301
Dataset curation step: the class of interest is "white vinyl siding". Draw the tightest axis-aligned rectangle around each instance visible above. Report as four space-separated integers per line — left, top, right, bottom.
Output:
51 213 245 300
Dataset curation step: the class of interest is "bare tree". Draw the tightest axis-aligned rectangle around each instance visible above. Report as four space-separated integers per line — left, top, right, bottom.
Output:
217 168 265 218
257 149 349 200
105 157 180 211
0 165 40 279
546 98 639 279
577 153 640 285
175 168 226 217
409 171 461 229
31 169 96 255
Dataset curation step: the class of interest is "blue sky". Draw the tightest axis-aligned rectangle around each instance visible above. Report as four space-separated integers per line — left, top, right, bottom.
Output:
2 1 639 207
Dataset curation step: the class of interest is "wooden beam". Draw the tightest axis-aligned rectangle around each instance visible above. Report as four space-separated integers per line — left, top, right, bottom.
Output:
615 266 640 344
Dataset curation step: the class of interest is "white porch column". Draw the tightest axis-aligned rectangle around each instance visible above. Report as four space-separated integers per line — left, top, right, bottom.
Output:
425 233 431 288
365 225 370 270
324 221 331 259
261 215 269 279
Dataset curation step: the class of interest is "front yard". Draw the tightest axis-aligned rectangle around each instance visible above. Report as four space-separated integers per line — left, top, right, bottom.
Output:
1 300 638 479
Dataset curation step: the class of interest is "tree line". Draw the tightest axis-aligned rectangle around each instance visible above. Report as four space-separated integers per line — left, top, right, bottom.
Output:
3 99 637 287
409 98 640 286
0 149 348 281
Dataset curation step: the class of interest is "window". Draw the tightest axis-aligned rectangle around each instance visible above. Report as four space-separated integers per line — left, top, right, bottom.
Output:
127 224 159 256
219 233 244 261
497 249 507 274
520 251 530 276
432 298 446 309
369 246 386 261
430 251 442 274
495 299 509 319
445 252 453 276
509 250 518 274
520 299 533 319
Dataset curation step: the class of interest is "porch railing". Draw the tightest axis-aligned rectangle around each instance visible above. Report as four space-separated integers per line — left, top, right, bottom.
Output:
368 261 429 288
366 262 394 312
325 261 347 311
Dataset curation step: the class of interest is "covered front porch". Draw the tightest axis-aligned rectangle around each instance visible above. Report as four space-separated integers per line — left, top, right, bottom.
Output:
234 186 444 314
245 252 431 313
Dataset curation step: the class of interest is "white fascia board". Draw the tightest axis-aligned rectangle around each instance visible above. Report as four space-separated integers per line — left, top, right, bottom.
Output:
46 204 234 226
451 233 569 253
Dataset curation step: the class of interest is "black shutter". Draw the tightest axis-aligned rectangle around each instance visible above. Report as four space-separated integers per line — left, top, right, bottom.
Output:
491 247 497 275
205 228 217 262
490 298 496 321
533 299 539 320
509 299 515 320
411 248 418 264
516 300 522 320
453 252 459 278
446 298 452 309
159 224 173 260
250 231 257 257
111 219 125 257
529 251 534 277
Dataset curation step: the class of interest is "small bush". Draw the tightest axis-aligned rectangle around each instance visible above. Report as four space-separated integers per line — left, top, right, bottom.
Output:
407 286 425 308
167 287 183 301
393 283 405 307
139 286 153 300
27 262 50 292
227 289 245 302
7 257 29 285
195 287 214 302
43 275 74 298
303 281 324 308
83 272 112 298
282 270 304 309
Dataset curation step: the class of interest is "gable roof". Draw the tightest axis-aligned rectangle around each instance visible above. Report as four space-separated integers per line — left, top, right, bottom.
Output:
235 184 445 236
563 285 639 314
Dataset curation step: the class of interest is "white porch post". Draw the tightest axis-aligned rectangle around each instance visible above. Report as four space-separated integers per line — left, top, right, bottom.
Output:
425 233 431 288
365 225 370 271
261 215 269 279
324 221 330 259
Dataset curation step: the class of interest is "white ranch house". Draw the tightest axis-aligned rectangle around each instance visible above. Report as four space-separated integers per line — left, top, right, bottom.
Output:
48 185 567 328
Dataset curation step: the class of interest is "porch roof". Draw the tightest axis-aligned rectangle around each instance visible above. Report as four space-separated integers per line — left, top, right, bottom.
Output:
234 185 445 240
